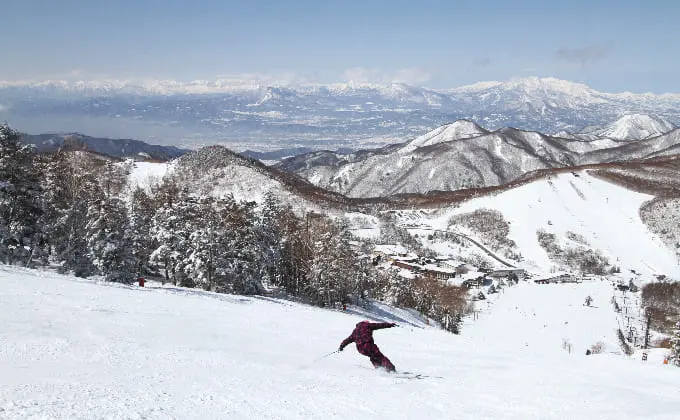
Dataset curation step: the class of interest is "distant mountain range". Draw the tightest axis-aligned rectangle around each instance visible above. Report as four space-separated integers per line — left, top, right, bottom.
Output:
20 111 680 199
275 114 680 197
21 132 188 161
2 77 680 150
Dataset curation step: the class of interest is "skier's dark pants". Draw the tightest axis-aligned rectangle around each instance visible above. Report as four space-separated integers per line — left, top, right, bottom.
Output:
358 343 395 371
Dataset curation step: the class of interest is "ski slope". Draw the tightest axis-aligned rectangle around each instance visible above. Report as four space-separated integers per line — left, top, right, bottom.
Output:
417 171 680 278
1 266 679 419
467 280 620 355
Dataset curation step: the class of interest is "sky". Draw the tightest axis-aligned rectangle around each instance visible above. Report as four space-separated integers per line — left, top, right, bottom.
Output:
2 0 680 93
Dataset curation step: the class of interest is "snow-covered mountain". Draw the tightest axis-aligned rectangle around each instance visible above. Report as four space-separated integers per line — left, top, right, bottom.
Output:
584 114 677 141
2 76 680 149
398 120 488 153
133 145 355 211
278 126 579 197
275 116 680 198
21 132 189 160
581 128 680 163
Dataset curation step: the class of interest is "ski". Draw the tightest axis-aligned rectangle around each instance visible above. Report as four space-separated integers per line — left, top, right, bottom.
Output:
395 371 444 380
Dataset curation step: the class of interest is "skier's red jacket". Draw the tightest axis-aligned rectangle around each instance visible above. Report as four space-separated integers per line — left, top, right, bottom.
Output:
339 321 396 351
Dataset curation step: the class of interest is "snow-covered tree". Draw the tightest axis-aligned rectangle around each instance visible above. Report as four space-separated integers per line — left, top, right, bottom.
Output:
0 124 43 265
253 192 285 289
86 195 135 283
39 152 108 276
306 218 356 306
149 180 192 285
670 322 680 367
213 196 260 294
269 206 307 296
74 157 135 282
183 196 221 290
375 266 416 307
129 187 157 276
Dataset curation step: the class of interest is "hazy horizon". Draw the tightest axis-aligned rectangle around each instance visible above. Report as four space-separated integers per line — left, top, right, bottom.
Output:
2 0 679 94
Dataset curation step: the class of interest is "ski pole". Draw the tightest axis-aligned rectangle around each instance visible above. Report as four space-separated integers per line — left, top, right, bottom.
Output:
313 350 339 362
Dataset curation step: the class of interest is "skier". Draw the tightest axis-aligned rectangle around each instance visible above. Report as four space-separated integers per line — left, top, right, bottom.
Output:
338 321 397 372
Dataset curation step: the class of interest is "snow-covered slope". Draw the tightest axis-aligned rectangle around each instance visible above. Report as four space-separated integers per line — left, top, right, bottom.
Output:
582 128 680 163
276 124 588 197
398 120 487 153
126 161 173 192
588 114 676 141
2 266 679 419
276 114 680 197
404 171 680 279
125 146 353 213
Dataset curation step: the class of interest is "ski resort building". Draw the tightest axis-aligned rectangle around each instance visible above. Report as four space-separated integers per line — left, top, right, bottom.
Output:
533 273 579 284
488 268 526 279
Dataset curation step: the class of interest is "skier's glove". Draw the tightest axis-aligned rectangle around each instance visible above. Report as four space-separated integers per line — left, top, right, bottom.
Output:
338 346 344 352
390 323 397 328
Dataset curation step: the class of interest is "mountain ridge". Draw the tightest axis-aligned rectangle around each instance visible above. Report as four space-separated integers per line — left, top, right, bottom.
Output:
3 76 680 99
20 132 189 161
3 76 680 149
275 116 680 198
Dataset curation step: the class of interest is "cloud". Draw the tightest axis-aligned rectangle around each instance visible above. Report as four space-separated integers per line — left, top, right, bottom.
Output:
555 45 610 67
473 58 492 68
212 72 319 86
342 67 432 85
392 68 432 85
67 68 85 78
0 103 10 113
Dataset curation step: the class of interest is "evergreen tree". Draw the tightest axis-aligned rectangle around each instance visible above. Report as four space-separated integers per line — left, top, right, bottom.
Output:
254 192 286 289
86 195 135 283
149 181 192 285
184 196 220 290
213 196 260 294
129 187 156 277
271 206 307 296
40 152 103 276
306 218 356 306
0 124 43 265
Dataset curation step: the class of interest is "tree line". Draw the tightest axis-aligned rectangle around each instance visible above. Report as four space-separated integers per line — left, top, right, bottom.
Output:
0 124 470 333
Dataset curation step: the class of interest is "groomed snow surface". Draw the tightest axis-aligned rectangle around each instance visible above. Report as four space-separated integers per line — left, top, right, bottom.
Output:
2 266 679 419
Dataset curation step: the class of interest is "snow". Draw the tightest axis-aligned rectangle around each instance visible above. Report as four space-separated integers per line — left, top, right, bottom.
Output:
126 161 172 192
399 120 487 153
2 266 680 419
593 114 676 141
406 172 680 278
373 244 409 255
125 153 314 212
467 280 620 354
